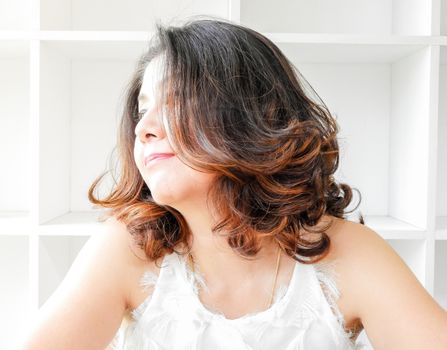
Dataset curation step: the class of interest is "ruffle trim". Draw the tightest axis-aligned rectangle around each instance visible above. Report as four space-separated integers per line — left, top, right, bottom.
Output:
183 253 289 306
109 253 368 349
312 259 367 350
107 270 160 349
179 251 291 321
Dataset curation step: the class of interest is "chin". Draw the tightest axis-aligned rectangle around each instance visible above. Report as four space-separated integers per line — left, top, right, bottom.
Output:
149 189 178 207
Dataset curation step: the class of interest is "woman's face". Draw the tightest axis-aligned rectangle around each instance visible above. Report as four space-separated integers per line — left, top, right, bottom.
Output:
133 55 215 209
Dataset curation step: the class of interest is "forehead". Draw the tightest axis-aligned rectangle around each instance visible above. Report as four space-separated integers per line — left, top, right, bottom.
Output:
138 55 166 104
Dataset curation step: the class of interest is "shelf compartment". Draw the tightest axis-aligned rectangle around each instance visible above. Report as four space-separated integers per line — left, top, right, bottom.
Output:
0 40 30 223
38 235 89 307
0 0 33 30
38 40 148 225
38 211 110 236
38 38 150 60
0 40 29 56
0 235 29 349
442 0 447 36
273 40 428 64
434 240 447 310
359 215 426 240
282 44 434 233
40 0 229 31
241 0 431 35
436 47 447 237
0 211 34 235
436 217 447 239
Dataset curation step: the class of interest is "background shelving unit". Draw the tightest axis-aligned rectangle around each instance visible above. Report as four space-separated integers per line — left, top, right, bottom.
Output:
0 235 29 348
0 40 30 230
39 235 88 306
435 6 447 310
0 0 446 349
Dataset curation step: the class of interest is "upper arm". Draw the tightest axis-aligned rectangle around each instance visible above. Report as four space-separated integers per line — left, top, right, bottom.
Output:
332 222 447 350
18 216 142 350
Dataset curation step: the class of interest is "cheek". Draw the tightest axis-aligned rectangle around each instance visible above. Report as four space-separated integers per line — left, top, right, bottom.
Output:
133 141 143 171
181 166 216 194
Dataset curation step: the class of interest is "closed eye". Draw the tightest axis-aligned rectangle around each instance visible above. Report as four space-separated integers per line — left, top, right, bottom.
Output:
136 109 147 122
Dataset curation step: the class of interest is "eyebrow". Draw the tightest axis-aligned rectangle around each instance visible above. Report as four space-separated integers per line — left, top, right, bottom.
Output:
138 78 169 105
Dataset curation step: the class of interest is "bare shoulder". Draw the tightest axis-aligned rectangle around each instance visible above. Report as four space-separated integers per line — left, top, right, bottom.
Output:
101 216 162 313
319 217 377 317
320 215 375 263
307 216 368 335
18 216 161 350
320 216 447 349
320 216 416 309
319 217 397 321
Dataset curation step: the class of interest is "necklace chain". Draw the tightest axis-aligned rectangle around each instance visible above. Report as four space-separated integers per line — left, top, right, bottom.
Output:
186 243 282 310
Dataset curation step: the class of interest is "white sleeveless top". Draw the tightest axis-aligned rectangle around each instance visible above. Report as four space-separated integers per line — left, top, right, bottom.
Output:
109 251 367 349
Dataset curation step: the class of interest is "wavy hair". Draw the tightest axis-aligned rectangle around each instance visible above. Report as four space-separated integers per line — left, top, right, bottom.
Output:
88 17 364 265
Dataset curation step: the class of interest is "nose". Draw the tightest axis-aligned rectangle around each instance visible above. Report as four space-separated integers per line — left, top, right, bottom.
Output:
134 108 166 144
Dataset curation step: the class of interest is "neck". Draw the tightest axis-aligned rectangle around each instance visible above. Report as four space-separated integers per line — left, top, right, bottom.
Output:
177 207 281 291
170 199 332 293
189 239 281 291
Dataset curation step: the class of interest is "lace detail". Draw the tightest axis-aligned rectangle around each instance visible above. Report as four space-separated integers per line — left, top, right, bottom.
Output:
107 270 160 349
178 252 296 322
131 270 159 320
182 254 288 308
109 252 368 349
179 253 210 295
313 260 367 350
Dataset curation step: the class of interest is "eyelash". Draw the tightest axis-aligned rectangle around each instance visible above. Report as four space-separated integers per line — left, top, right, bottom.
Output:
135 103 168 123
136 109 146 122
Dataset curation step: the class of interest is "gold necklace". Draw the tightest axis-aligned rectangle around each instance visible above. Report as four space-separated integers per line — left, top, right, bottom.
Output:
187 243 282 310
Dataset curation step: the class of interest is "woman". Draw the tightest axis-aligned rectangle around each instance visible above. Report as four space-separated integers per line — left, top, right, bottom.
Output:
20 18 447 350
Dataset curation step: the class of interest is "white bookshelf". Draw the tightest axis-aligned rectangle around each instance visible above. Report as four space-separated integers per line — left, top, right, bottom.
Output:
0 235 29 348
38 235 88 306
0 0 446 349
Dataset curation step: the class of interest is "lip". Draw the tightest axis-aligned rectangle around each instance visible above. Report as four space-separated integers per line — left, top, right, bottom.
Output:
144 153 175 167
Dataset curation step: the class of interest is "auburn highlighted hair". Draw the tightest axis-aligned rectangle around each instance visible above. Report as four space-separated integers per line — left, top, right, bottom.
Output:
88 17 364 265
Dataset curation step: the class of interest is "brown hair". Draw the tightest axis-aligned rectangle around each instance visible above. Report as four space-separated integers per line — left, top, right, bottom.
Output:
88 17 364 265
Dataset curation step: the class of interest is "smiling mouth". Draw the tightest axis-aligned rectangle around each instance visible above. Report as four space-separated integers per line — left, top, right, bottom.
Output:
144 154 175 167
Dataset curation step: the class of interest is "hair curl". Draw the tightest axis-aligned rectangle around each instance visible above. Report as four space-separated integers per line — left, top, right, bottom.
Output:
88 17 364 266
